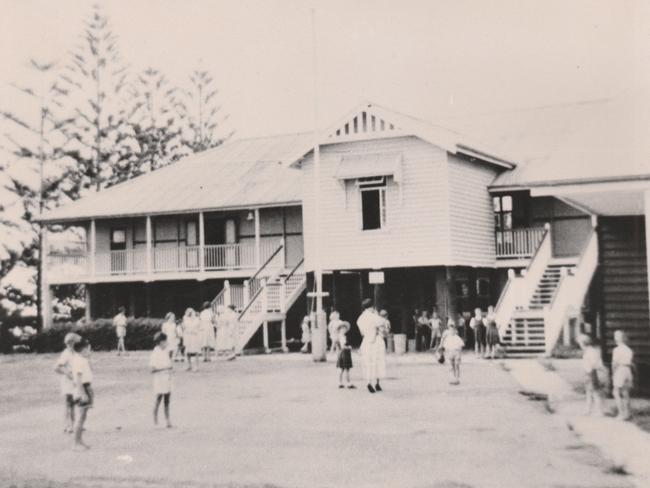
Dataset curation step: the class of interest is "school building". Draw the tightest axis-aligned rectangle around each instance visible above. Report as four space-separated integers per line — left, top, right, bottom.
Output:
40 98 650 386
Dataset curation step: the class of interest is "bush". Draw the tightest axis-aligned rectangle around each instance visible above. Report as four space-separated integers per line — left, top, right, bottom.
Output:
26 318 164 354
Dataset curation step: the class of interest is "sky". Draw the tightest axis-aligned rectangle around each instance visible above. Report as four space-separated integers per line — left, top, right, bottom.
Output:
0 0 647 139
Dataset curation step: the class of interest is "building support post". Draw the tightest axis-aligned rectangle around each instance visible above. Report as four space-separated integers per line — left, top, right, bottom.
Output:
644 190 650 323
263 321 270 353
199 211 205 273
254 208 261 268
84 285 92 322
89 219 96 277
146 215 152 276
281 318 288 353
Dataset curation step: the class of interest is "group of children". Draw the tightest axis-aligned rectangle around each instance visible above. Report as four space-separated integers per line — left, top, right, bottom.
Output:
581 330 635 420
414 306 502 360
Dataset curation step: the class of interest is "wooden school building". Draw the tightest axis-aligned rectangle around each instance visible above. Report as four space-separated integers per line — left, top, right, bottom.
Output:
40 98 650 386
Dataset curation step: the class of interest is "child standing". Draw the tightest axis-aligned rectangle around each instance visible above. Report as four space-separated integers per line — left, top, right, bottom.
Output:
113 306 128 356
54 332 81 433
441 325 465 384
612 330 634 420
429 309 443 350
327 310 342 353
162 312 178 360
300 315 311 353
485 310 500 360
199 302 216 362
579 335 605 416
335 321 355 388
470 308 485 358
182 308 201 372
150 332 173 428
71 338 94 450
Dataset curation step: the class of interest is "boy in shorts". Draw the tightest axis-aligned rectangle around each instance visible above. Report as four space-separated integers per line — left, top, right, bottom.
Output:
441 325 465 384
71 338 94 450
612 330 634 420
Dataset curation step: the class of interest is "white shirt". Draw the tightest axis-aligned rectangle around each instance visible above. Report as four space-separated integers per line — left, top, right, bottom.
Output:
612 344 633 366
71 354 93 385
357 309 383 339
430 317 442 330
149 345 172 371
162 321 177 340
199 309 214 326
56 348 75 395
582 346 604 372
442 334 465 351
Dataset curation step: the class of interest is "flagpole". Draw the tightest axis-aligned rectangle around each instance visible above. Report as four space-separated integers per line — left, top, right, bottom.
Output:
311 7 326 361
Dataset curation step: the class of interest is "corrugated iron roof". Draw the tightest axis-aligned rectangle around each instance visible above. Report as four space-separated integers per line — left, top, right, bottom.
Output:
40 132 313 223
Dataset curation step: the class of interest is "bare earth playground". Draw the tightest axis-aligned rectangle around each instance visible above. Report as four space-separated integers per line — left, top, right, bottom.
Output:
0 352 634 488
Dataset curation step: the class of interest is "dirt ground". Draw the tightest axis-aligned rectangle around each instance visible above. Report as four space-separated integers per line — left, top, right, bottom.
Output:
0 351 637 488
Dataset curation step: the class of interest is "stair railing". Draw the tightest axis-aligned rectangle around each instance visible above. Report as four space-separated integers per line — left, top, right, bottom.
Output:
543 227 598 355
244 239 284 302
496 223 552 337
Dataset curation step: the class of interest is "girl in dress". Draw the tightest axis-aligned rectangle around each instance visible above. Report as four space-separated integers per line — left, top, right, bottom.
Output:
71 338 94 451
150 332 173 428
174 318 185 362
441 325 465 385
199 302 216 362
54 332 81 433
328 310 342 353
336 321 354 388
612 330 634 420
470 308 486 358
182 308 201 372
161 312 178 360
485 306 500 359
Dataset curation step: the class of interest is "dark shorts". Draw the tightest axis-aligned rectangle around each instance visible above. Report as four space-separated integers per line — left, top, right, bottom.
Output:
75 384 94 407
65 394 75 407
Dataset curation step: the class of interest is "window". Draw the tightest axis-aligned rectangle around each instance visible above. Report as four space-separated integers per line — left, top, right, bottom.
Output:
493 195 513 248
186 221 198 246
359 177 387 231
110 228 126 252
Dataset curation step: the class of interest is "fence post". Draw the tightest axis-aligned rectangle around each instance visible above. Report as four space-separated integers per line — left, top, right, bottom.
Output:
224 280 231 308
243 280 250 306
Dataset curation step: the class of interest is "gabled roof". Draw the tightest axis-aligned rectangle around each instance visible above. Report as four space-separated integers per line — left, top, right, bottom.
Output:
39 132 312 223
294 101 516 169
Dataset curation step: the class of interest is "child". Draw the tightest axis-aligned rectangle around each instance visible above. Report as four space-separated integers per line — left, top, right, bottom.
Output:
113 306 128 356
71 338 94 450
441 325 465 384
327 310 342 353
150 332 173 428
199 301 216 362
429 309 443 350
579 335 605 416
335 321 355 388
485 308 500 360
470 308 485 358
54 332 81 433
612 330 634 420
300 316 311 353
162 312 178 360
174 318 186 362
182 308 201 372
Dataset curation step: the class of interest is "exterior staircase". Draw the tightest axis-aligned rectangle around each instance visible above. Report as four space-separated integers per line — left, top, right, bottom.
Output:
211 239 307 354
494 224 598 356
529 264 575 309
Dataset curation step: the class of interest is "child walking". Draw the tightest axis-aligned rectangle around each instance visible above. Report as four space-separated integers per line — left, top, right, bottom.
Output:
335 321 355 388
150 332 173 428
71 338 94 450
612 330 634 420
579 335 605 416
470 308 485 358
441 325 465 384
54 332 81 433
113 306 128 356
300 315 311 353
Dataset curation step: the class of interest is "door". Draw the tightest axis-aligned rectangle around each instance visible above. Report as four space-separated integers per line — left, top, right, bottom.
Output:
110 228 127 273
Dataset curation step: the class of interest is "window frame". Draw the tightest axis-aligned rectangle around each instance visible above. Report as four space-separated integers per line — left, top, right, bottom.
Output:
358 178 388 232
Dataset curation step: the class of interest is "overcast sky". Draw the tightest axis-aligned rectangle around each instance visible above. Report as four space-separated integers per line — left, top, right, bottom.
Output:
0 0 647 139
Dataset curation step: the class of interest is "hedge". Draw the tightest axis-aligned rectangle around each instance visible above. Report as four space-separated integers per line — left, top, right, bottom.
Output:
25 318 165 354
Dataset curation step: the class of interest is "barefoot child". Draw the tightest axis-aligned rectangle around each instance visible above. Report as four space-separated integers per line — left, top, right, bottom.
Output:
113 306 127 356
54 332 81 433
612 330 634 420
579 335 605 416
335 321 355 388
441 325 464 384
71 338 94 450
150 332 173 427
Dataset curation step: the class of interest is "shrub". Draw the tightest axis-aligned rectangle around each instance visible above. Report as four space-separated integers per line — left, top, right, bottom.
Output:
26 318 164 354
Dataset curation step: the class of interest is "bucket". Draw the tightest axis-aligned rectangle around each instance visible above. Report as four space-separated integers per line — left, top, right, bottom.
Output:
394 334 407 355
408 338 416 353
